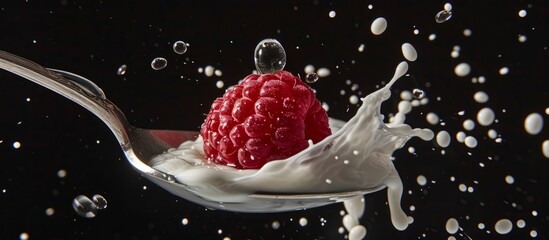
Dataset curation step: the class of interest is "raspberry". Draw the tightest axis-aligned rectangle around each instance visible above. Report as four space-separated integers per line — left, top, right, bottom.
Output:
200 71 331 169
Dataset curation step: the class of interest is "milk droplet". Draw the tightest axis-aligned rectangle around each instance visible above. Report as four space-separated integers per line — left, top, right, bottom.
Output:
13 141 21 149
317 68 331 77
214 69 222 77
173 41 188 54
488 129 498 139
342 214 359 231
349 225 367 240
181 218 189 225
464 136 478 148
516 219 525 228
45 207 55 216
299 217 308 226
254 39 286 74
358 44 365 52
495 219 513 234
216 80 224 89
505 175 514 184
428 33 436 41
151 57 167 70
473 91 489 103
304 64 315 74
436 131 451 148
531 230 538 237
477 107 495 126
435 10 452 23
499 67 509 75
329 10 336 18
271 220 280 229
401 43 417 61
416 175 427 186
518 9 527 17
463 119 475 131
445 218 459 234
542 140 549 158
117 64 127 75
400 90 412 100
456 131 466 143
371 17 387 35
19 233 29 240
204 66 215 77
518 34 527 43
463 29 472 37
454 63 471 77
524 113 543 135
349 95 359 104
478 223 485 229
72 195 98 218
305 73 319 83
444 3 452 11
426 112 439 125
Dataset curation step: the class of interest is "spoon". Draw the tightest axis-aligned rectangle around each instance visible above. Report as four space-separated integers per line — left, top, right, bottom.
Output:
0 50 380 212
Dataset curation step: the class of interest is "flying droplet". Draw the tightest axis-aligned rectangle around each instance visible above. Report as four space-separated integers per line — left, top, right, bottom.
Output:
151 57 167 70
72 195 98 218
305 73 319 83
254 39 286 74
370 17 387 35
92 194 108 209
117 64 127 75
412 89 424 99
173 41 188 54
435 10 452 23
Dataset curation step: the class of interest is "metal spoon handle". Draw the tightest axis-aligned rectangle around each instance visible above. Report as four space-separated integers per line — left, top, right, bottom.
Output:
0 50 131 147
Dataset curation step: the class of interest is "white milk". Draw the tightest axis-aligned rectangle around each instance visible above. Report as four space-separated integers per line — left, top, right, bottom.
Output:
151 61 433 231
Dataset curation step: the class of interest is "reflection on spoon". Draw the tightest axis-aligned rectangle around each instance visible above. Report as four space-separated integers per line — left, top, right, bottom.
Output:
0 50 432 230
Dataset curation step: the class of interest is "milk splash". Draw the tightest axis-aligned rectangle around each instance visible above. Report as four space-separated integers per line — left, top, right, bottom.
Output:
151 61 433 230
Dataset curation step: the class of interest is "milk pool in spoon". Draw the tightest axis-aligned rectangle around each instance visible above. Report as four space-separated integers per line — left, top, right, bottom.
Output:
151 39 433 230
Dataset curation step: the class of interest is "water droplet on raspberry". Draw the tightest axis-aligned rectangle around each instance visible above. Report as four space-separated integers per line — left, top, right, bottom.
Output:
254 39 286 74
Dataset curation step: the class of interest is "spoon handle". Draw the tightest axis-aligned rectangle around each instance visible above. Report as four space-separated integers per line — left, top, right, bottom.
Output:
0 50 131 147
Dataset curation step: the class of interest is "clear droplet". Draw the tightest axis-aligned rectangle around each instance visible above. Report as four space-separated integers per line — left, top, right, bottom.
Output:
117 64 127 75
435 10 452 23
254 39 286 74
92 194 108 209
151 57 167 70
173 41 188 54
412 89 424 99
72 195 98 218
305 73 319 83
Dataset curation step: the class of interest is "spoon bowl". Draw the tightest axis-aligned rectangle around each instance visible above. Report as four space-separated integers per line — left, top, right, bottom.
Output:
0 50 376 212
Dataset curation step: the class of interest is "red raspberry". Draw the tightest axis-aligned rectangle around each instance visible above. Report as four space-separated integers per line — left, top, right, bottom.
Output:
200 71 331 169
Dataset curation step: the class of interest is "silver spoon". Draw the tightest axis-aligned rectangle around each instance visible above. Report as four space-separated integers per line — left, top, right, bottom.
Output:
0 50 381 212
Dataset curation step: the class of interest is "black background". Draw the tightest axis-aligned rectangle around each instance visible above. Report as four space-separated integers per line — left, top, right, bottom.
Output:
0 0 547 239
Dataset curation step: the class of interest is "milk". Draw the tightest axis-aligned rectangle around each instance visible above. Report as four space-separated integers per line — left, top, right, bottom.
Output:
151 61 433 230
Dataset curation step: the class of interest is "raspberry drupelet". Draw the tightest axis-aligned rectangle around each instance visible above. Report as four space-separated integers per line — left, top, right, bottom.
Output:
200 70 331 169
